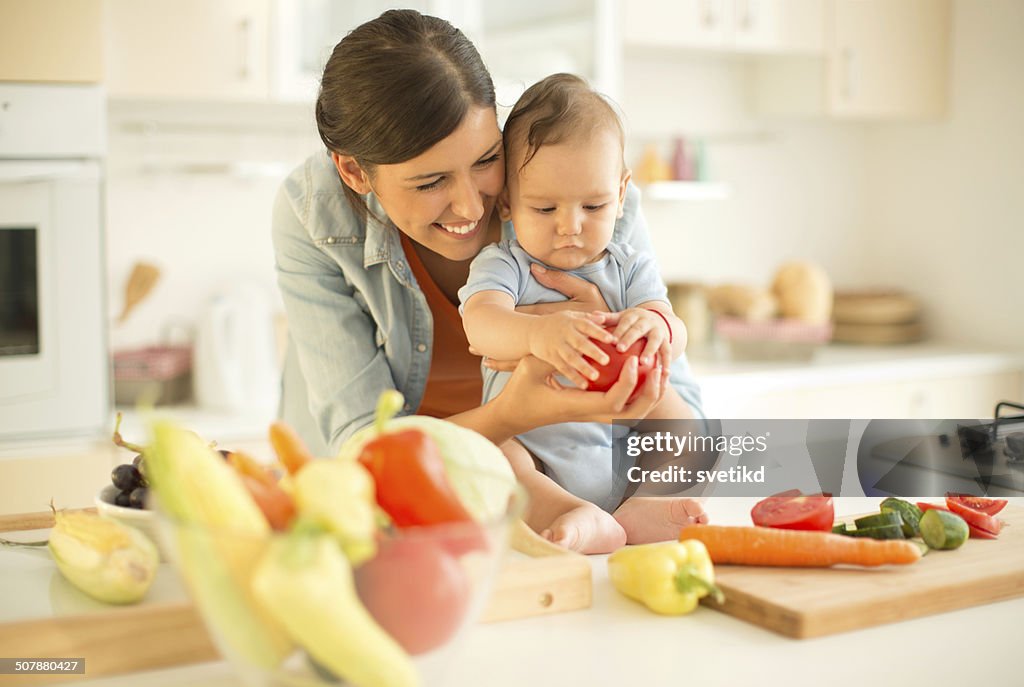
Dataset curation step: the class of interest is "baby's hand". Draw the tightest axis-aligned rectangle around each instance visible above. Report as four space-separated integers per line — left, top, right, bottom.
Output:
528 311 617 389
605 308 673 371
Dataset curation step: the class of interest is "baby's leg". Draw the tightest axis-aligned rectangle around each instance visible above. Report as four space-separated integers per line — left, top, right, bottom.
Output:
612 496 709 544
613 387 709 543
500 440 625 554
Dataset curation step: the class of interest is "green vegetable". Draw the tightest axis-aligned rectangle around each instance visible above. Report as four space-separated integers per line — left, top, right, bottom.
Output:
831 523 849 534
880 498 923 537
337 399 514 522
853 511 903 530
251 523 418 687
849 524 905 540
48 510 157 604
145 420 292 668
919 509 969 550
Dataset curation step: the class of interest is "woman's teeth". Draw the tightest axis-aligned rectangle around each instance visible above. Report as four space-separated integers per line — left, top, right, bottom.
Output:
438 220 478 235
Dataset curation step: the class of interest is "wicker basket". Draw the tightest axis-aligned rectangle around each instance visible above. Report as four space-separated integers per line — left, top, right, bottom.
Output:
112 345 193 406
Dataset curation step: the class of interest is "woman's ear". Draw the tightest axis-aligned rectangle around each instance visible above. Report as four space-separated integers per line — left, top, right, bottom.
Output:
616 169 632 219
497 187 513 222
331 153 373 194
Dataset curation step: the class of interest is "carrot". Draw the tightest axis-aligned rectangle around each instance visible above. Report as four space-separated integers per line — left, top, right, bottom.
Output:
679 525 922 568
269 421 313 475
227 449 279 487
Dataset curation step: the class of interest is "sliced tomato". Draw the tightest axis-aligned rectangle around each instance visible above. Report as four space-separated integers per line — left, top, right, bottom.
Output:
946 497 1002 535
966 523 999 540
751 493 834 531
945 493 1008 516
919 501 999 539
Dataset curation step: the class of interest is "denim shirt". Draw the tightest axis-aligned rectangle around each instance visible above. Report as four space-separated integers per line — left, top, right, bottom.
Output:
273 151 704 456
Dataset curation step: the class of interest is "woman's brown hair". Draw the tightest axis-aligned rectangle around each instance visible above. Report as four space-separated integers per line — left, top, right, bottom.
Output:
316 9 496 222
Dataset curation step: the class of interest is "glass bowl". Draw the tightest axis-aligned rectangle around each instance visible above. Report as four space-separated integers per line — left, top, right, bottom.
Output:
155 470 526 687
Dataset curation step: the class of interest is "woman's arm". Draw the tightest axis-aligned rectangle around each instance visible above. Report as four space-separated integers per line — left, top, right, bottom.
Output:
443 354 666 444
273 175 399 453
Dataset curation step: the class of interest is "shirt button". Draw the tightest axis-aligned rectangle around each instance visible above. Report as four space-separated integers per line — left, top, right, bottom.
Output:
416 343 427 353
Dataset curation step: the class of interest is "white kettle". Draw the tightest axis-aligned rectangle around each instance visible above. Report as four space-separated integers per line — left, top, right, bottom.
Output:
192 284 280 414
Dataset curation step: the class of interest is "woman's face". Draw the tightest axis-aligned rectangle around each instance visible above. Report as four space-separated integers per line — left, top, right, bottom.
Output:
356 106 504 263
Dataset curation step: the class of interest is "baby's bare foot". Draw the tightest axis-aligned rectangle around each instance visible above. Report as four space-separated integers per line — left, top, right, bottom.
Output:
613 497 710 545
541 503 626 554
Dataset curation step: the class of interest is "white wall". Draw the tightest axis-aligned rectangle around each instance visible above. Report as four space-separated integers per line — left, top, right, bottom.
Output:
104 101 319 350
103 0 1022 354
864 0 1024 349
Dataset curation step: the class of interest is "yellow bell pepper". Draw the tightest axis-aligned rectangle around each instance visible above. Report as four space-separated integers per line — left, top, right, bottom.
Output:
607 540 724 615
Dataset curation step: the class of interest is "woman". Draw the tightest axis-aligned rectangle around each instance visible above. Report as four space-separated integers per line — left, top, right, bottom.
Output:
273 10 704 548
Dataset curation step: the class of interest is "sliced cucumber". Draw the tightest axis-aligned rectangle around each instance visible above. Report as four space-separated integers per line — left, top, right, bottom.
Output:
880 498 923 537
919 509 969 550
849 523 905 540
832 523 849 534
854 511 903 530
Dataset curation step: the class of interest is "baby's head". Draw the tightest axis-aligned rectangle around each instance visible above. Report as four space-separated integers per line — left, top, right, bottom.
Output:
500 74 631 270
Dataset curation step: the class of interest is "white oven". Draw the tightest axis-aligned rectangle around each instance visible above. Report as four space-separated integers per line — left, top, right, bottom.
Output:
0 84 109 440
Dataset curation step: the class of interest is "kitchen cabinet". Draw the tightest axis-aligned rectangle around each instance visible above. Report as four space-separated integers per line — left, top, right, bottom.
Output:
753 0 951 119
0 0 103 83
622 0 825 55
105 0 271 100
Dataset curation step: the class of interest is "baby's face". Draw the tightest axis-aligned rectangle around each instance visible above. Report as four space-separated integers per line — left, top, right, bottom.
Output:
502 130 628 271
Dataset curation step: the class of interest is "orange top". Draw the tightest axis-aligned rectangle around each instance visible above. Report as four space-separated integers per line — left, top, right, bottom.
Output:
400 234 483 418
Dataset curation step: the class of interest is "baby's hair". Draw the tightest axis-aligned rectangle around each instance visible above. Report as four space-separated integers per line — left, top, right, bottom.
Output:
503 73 625 175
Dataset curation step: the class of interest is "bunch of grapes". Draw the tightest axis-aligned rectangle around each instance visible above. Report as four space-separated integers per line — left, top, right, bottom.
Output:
110 456 148 509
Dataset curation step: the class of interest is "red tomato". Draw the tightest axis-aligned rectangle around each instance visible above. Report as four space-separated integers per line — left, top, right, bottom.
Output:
945 497 1002 535
354 537 470 655
945 493 1008 516
584 326 654 402
917 502 998 539
750 493 834 531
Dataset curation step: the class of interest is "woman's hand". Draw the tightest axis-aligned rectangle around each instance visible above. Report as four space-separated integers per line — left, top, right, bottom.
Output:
515 264 611 315
495 355 666 431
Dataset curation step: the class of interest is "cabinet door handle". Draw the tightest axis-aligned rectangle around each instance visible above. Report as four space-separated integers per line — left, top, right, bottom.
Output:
237 17 252 80
739 0 757 31
841 47 857 101
701 0 717 28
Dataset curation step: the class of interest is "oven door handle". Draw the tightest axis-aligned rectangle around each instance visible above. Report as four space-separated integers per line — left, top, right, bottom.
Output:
0 160 100 182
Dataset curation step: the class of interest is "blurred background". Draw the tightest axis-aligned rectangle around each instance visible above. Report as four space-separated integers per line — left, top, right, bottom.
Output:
1 0 1022 428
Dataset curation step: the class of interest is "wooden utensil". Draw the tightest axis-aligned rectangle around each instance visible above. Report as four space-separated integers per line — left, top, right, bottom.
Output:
116 262 161 324
702 505 1024 638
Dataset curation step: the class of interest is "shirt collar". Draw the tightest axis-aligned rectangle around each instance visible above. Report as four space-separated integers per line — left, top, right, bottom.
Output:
362 192 399 268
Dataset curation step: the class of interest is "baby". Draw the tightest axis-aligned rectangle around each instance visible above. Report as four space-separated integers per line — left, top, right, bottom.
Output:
459 73 708 553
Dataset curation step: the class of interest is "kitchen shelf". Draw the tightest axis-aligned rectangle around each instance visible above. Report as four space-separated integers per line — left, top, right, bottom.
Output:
641 181 731 201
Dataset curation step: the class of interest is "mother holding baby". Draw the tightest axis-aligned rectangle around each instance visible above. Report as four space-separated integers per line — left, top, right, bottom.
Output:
272 9 707 553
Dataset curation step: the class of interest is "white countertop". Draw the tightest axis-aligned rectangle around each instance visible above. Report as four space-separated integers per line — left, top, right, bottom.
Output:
66 497 1024 687
692 340 1023 389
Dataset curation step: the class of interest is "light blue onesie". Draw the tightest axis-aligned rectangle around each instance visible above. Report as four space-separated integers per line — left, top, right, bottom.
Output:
458 239 669 512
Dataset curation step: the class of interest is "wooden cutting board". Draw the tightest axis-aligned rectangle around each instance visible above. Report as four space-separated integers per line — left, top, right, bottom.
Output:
704 505 1024 639
0 514 590 683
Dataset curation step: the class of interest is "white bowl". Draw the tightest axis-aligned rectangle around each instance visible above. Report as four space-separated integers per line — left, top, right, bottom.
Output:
94 485 166 560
